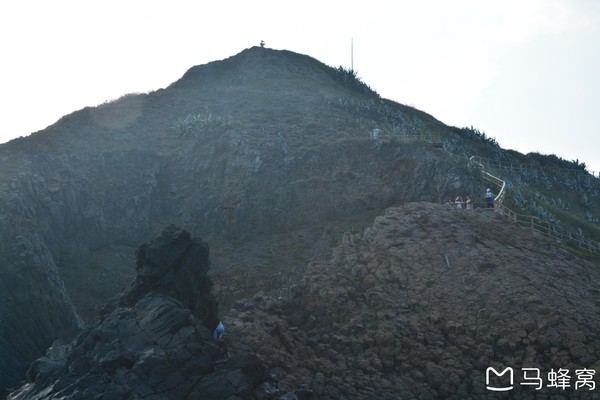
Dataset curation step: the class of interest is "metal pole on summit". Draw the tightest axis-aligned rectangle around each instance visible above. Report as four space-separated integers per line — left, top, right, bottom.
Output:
351 37 354 72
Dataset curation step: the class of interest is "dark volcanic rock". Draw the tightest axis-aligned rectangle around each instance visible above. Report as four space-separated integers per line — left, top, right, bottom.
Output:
103 224 219 330
3 46 598 399
8 226 270 400
226 203 600 399
0 47 477 389
0 228 83 395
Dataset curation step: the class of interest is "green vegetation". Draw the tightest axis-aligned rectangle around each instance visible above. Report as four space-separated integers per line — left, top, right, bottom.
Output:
329 94 435 143
333 66 378 96
470 149 600 259
525 151 587 171
324 59 599 260
170 113 237 138
328 52 600 260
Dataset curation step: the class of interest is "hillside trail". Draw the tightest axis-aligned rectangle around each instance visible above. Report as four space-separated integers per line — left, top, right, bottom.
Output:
469 155 600 257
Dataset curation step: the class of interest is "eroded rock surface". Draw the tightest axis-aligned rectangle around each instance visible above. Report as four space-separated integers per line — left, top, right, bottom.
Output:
0 229 82 394
1 47 485 392
8 226 274 400
226 203 600 399
0 47 475 391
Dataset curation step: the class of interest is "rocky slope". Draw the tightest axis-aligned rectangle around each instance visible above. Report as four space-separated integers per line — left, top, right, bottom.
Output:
0 47 482 393
7 225 293 400
1 46 598 397
225 203 600 399
11 205 600 399
0 219 83 394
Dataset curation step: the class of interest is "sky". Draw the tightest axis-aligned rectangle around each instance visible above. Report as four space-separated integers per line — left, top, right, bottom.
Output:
1 0 599 171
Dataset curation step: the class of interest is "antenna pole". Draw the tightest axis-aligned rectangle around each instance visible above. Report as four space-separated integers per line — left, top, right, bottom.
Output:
351 37 354 71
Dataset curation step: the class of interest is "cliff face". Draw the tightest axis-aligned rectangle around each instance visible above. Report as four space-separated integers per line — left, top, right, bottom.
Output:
0 229 82 394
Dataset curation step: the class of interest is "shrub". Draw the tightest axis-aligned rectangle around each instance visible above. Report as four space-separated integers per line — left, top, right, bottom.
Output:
170 113 236 138
334 66 378 96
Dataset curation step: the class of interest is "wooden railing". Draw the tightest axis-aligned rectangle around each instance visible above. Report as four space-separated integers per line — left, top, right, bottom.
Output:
469 156 600 257
469 156 600 179
373 130 442 147
496 203 600 256
469 156 506 204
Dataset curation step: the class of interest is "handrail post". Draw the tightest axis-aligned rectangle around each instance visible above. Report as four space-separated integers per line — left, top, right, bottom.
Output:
531 217 534 232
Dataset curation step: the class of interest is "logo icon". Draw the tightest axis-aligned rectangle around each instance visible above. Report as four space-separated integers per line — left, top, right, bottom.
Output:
486 367 514 391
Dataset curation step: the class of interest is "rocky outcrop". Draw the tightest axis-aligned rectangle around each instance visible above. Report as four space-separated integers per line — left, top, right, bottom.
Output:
7 226 275 400
102 224 219 329
226 203 600 399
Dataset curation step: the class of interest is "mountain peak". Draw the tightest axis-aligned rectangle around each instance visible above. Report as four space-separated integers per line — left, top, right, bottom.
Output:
1 45 599 397
170 46 373 99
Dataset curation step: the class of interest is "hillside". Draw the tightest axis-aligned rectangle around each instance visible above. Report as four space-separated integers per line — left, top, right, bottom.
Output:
9 205 600 399
1 46 599 397
226 202 600 399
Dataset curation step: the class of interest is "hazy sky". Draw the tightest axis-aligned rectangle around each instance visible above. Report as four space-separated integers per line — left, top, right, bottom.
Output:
1 0 599 170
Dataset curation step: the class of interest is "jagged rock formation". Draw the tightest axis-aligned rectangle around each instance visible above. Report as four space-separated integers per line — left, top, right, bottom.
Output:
103 224 218 328
8 226 278 400
225 203 600 399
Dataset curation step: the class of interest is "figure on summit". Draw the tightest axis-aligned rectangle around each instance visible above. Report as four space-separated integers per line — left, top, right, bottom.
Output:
260 40 265 48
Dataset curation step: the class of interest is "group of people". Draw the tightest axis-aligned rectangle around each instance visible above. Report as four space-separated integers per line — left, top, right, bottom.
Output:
448 188 495 210
449 195 474 210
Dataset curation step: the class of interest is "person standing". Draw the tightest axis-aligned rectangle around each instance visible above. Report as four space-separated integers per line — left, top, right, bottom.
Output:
212 321 224 340
455 195 464 209
485 188 494 208
466 195 473 210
